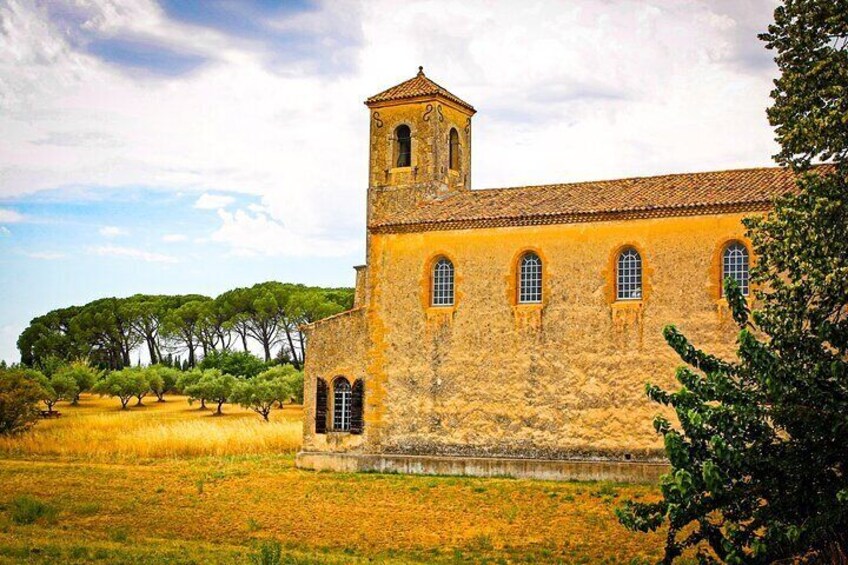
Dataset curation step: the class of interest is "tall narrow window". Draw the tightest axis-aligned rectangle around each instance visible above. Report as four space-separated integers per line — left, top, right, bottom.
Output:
350 379 364 435
449 128 460 171
432 257 455 306
333 377 351 431
722 242 750 296
395 125 411 167
617 248 642 300
518 252 542 303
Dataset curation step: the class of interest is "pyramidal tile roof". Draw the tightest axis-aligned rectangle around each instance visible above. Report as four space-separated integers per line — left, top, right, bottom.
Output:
366 67 475 112
369 166 820 233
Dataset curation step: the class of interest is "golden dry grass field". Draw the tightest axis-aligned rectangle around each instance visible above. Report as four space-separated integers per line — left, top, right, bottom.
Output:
0 394 672 564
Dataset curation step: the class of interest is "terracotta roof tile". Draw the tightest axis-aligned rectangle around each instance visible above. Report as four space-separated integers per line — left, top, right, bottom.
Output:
366 67 475 112
369 166 808 233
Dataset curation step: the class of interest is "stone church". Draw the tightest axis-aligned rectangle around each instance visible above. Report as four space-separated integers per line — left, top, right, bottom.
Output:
295 68 797 482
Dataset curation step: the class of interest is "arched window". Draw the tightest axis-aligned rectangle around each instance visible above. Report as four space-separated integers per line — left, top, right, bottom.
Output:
617 248 642 300
395 125 411 168
449 128 460 171
722 241 750 296
518 252 542 303
431 257 454 306
333 377 351 431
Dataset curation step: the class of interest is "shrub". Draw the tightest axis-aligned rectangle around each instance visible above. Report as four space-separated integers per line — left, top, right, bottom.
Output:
0 368 44 435
10 495 58 525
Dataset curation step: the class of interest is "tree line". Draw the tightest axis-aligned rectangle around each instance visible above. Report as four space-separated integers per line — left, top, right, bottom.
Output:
0 355 304 435
17 282 353 371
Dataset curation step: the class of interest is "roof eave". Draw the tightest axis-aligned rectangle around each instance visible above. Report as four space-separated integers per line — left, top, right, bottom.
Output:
364 93 476 115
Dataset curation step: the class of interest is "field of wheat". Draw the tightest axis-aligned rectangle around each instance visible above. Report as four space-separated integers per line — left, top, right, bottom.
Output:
0 395 302 460
0 394 673 564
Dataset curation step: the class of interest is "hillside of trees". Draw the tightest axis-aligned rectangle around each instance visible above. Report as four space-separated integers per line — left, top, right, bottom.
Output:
16 282 353 371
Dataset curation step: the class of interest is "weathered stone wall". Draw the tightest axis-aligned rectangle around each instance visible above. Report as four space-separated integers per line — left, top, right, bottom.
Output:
302 308 369 453
367 98 473 225
356 212 754 461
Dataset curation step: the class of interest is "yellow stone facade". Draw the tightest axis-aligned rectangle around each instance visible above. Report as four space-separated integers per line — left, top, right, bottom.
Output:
298 71 766 476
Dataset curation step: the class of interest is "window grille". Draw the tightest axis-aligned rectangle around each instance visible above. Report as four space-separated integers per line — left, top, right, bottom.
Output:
617 248 642 300
449 128 460 170
395 125 411 167
519 252 542 303
432 257 455 306
723 242 750 296
333 378 351 431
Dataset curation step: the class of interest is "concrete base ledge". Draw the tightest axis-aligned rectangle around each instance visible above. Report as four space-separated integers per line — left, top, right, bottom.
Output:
296 451 668 483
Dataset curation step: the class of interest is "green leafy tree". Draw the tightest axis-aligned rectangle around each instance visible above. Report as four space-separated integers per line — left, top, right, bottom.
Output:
618 2 848 562
256 365 304 405
35 372 79 414
199 350 266 379
185 372 237 415
230 378 288 421
176 369 208 409
54 361 98 404
147 365 181 401
93 368 150 410
0 368 44 435
161 298 211 368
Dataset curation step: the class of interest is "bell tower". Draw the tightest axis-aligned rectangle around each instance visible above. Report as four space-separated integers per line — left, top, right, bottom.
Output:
365 67 476 224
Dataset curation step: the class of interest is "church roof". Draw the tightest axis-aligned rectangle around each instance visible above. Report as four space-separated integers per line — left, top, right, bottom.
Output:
369 166 806 233
365 67 475 112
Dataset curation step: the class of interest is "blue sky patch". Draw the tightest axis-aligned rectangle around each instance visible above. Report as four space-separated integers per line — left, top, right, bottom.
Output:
86 37 210 76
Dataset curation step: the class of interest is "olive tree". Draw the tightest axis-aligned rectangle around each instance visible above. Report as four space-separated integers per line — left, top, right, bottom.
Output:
93 369 150 410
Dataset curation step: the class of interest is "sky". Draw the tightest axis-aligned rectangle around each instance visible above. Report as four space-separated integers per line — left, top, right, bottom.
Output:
0 0 781 363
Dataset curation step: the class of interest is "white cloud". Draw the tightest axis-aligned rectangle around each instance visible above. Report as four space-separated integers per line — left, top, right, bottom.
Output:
0 0 780 258
90 245 178 263
0 208 25 223
99 225 128 237
194 193 236 210
162 233 187 242
0 226 10 236
24 251 67 260
210 208 359 257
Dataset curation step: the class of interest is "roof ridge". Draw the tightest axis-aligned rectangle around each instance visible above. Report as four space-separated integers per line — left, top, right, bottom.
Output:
473 165 788 194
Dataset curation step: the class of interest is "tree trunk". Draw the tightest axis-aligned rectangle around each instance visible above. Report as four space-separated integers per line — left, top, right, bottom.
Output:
136 395 144 406
146 337 158 364
121 397 130 409
216 401 224 415
199 398 206 410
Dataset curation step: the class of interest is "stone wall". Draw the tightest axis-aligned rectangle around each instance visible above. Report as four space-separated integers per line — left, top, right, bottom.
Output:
360 212 753 461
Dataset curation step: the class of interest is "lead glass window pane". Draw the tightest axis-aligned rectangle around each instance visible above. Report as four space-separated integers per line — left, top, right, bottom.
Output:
617 249 642 300
432 258 454 306
723 242 750 296
519 253 542 303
